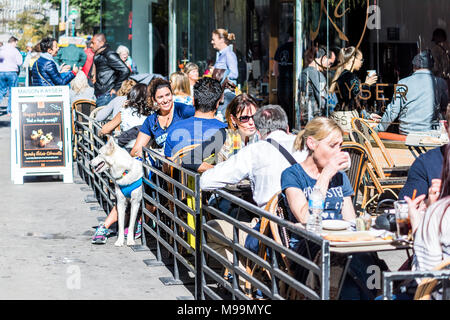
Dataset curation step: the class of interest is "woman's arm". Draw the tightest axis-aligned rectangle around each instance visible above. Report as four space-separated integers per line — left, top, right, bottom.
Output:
341 197 356 221
285 187 309 225
100 112 121 136
130 132 151 157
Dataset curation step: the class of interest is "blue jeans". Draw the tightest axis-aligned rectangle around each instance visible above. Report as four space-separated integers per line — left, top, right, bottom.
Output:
0 71 18 113
217 89 236 119
96 92 116 107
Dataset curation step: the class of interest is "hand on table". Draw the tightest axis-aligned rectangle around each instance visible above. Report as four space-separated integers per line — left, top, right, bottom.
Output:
370 113 381 123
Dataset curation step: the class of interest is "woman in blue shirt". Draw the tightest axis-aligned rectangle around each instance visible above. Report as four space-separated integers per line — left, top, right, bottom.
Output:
281 117 384 300
211 28 239 118
130 78 195 157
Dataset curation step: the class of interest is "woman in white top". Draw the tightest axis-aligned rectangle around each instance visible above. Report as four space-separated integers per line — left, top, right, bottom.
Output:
69 71 96 105
100 83 149 147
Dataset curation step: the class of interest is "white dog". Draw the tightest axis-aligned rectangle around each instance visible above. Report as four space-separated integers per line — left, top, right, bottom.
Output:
91 137 143 247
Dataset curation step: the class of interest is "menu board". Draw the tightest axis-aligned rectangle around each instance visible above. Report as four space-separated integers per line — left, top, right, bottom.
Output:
10 86 73 184
20 101 65 168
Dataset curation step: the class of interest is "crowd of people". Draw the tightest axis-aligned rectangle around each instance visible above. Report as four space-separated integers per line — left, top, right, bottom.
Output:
1 27 450 300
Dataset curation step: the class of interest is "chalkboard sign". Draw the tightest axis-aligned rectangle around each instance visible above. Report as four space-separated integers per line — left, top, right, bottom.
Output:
10 86 73 184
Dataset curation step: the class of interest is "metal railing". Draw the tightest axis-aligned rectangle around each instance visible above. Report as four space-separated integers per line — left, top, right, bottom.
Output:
383 269 450 300
72 111 341 301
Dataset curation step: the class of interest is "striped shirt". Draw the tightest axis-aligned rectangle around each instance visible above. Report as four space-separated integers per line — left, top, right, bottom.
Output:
412 198 450 272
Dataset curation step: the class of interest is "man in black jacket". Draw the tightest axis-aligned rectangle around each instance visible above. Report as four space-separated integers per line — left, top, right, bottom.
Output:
91 33 130 106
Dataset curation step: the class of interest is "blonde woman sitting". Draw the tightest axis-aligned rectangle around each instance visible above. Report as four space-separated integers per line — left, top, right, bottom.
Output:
170 71 193 106
69 71 96 105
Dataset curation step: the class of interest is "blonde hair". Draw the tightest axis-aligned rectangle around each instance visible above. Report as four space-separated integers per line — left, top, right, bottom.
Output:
184 62 199 76
170 71 191 96
294 117 344 152
116 45 129 56
213 28 236 44
330 46 362 93
70 72 89 94
117 79 137 96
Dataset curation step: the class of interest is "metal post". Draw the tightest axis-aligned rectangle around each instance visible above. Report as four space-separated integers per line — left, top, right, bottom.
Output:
65 0 70 37
168 0 177 74
294 0 303 130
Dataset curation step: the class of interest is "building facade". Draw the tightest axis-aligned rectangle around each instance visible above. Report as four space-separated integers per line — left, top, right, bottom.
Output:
101 0 449 129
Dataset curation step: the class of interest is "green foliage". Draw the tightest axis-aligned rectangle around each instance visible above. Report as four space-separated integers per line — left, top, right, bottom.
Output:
9 10 53 50
40 0 101 34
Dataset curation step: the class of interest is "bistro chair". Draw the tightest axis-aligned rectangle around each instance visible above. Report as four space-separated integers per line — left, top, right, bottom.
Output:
245 192 303 300
414 260 450 300
72 99 97 160
351 118 409 177
349 129 406 211
341 142 369 208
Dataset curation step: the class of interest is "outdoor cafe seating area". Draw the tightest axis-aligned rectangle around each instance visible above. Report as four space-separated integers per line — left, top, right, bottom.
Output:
72 100 450 300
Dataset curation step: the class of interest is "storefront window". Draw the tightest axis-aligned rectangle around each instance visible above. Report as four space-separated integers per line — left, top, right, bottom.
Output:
101 0 132 52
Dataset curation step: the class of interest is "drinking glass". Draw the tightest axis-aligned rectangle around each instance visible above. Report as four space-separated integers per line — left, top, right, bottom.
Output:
394 200 411 239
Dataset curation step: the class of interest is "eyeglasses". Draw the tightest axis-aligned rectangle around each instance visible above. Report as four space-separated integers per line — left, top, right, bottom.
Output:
238 115 255 123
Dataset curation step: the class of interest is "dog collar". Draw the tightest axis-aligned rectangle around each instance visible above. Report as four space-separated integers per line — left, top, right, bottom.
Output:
122 170 129 177
135 156 143 162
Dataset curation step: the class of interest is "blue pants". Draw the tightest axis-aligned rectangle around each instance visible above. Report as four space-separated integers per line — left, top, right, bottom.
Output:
217 89 236 119
96 92 116 107
0 71 18 113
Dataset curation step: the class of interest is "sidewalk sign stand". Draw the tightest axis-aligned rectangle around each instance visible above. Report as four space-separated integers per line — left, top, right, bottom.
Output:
10 86 73 184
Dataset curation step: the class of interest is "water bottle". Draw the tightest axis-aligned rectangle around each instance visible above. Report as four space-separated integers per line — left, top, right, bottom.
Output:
306 186 324 233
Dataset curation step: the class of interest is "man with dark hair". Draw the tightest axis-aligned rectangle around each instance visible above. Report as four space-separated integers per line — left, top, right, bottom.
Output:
164 77 227 163
274 24 295 128
31 37 77 87
374 50 448 134
91 33 130 106
0 36 23 113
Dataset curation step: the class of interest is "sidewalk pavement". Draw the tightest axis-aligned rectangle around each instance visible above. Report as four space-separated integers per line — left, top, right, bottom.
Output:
0 114 193 299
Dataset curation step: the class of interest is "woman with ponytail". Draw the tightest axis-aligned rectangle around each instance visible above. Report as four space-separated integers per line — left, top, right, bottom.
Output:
329 47 377 132
211 28 239 118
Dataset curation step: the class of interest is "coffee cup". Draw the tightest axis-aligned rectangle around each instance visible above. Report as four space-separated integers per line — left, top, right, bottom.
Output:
367 70 377 77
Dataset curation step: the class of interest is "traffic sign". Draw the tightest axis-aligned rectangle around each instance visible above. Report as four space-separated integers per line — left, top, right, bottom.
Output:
49 9 59 26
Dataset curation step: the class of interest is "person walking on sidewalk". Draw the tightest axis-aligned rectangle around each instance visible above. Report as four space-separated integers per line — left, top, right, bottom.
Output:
31 37 78 87
0 36 23 114
91 33 130 107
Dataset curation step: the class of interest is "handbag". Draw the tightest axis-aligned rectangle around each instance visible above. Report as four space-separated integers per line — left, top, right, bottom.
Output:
212 68 237 91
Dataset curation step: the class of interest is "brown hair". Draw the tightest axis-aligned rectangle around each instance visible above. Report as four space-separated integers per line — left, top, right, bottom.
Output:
117 79 137 96
225 93 259 128
212 28 236 45
294 117 344 152
170 71 191 96
330 46 362 93
146 78 173 111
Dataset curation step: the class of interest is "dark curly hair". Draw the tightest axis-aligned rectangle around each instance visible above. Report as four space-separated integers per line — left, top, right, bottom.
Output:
124 83 150 116
193 77 223 113
147 77 173 111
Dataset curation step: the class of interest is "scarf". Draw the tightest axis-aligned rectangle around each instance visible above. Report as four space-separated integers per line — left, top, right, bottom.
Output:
40 52 62 72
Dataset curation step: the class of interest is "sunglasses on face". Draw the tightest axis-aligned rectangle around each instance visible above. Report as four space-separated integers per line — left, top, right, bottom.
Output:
238 115 255 123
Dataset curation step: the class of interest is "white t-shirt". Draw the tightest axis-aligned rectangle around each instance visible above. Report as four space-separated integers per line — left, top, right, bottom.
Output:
120 106 146 132
412 198 450 272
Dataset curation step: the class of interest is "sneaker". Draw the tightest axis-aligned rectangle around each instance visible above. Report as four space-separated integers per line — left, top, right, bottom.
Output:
91 223 110 244
134 219 142 240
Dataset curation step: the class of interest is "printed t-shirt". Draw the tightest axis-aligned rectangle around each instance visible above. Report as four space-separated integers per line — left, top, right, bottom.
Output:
281 163 354 223
140 102 195 149
164 117 227 157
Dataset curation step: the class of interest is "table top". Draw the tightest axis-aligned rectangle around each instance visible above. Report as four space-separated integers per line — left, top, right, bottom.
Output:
323 229 412 254
405 131 445 147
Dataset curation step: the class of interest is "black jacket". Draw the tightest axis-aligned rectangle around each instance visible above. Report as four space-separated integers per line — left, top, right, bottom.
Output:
93 45 130 97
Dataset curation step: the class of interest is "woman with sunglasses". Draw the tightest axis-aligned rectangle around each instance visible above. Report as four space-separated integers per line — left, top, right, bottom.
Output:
329 47 377 132
217 93 260 162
